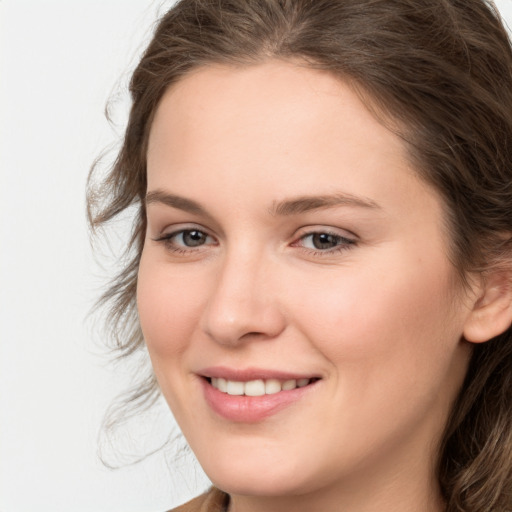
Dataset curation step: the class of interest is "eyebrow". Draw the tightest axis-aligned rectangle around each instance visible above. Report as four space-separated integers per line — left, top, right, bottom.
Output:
270 193 381 216
145 189 381 217
146 190 209 216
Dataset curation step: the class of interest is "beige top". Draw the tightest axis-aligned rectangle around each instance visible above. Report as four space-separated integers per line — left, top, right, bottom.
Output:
168 488 230 512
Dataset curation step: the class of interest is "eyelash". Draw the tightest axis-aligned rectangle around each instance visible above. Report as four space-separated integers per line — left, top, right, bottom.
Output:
153 228 357 256
153 229 217 255
293 231 356 256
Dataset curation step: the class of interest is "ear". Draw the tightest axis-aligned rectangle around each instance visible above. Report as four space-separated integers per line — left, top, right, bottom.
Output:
463 270 512 343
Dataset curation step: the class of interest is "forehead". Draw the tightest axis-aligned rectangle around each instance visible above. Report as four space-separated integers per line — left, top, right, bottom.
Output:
146 61 439 223
149 61 401 150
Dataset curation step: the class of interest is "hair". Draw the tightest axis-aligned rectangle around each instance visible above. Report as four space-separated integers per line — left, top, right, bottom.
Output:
88 0 512 510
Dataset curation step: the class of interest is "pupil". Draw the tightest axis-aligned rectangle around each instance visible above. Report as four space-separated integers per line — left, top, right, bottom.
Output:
184 230 206 247
313 233 338 249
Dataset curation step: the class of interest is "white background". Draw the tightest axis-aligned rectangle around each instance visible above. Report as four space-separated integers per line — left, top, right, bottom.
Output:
1 1 512 511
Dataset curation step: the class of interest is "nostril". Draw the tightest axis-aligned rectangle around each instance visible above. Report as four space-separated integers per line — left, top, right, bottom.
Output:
240 331 268 341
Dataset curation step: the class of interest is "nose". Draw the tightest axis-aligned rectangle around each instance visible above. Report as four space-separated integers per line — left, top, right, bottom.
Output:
200 250 286 347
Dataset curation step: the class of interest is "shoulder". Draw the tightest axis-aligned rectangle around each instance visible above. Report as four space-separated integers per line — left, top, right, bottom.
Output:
167 488 229 512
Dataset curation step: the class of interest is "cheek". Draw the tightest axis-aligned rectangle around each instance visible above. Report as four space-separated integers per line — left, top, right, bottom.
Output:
136 254 204 363
291 247 464 390
285 250 468 460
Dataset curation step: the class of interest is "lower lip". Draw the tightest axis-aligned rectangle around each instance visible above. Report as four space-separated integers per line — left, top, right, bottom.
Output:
201 378 318 423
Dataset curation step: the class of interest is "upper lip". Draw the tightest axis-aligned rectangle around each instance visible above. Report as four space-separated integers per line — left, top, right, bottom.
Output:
198 366 321 382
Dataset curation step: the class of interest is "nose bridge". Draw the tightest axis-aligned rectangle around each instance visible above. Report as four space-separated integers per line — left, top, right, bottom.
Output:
200 244 285 345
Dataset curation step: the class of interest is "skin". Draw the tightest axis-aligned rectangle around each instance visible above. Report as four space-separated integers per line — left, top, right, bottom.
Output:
137 61 479 512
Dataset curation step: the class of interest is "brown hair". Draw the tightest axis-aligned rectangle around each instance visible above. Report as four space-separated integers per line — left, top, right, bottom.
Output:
88 1 512 510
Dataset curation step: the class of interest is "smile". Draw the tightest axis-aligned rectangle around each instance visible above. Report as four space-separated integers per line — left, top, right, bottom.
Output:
209 377 314 396
200 370 321 422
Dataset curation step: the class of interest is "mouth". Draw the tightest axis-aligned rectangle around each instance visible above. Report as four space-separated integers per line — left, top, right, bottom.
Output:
198 369 321 422
205 376 319 396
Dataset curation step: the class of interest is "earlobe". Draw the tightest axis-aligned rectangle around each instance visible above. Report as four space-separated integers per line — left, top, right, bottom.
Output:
463 271 512 343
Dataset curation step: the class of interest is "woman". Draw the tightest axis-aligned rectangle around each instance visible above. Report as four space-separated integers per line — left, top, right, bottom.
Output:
88 1 512 510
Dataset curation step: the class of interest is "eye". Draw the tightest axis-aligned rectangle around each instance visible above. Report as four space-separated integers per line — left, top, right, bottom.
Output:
175 229 210 247
154 228 216 251
295 231 356 253
304 233 342 250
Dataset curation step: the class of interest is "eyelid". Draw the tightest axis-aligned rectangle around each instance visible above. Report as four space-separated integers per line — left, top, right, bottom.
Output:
154 222 215 239
290 226 358 256
151 223 358 256
152 224 218 251
293 225 358 242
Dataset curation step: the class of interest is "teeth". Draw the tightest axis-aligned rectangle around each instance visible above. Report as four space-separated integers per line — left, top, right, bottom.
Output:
217 377 227 392
265 379 281 395
244 379 265 396
210 377 313 395
226 380 244 395
282 379 297 391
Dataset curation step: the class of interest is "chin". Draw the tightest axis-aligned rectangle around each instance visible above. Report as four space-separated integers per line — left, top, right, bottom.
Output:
196 442 334 498
208 465 312 498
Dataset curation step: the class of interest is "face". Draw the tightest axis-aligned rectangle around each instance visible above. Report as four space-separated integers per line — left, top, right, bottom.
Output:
138 61 473 504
